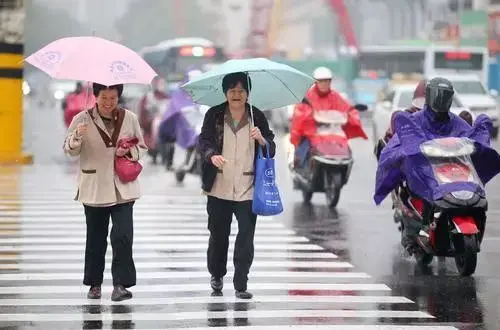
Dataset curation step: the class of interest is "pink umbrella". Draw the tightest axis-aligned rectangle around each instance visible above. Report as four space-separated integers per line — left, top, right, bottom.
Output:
25 36 157 86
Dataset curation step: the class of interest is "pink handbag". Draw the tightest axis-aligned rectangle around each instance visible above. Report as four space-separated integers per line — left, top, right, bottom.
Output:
115 137 142 183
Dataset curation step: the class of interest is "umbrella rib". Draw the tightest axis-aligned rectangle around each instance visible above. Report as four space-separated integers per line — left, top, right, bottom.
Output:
49 38 77 79
52 38 89 80
263 70 303 105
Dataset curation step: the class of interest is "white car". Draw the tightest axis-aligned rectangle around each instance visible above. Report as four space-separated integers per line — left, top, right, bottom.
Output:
371 83 467 144
443 73 499 138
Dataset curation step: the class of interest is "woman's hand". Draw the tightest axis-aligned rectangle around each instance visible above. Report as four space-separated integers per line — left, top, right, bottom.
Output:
210 155 226 168
116 146 130 157
250 127 266 146
75 123 88 138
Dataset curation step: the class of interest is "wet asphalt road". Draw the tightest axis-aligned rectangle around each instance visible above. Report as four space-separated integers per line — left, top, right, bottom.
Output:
0 100 498 329
275 115 500 330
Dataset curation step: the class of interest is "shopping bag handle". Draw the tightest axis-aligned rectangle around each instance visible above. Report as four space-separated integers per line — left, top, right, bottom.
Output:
257 140 270 159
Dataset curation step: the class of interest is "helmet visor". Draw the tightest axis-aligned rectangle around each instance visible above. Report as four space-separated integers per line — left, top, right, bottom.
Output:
428 88 454 113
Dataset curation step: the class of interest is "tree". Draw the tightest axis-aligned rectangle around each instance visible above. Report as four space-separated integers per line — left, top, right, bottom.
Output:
24 1 87 57
115 0 217 51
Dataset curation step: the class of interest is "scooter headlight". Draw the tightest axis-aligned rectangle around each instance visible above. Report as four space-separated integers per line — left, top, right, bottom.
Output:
451 190 475 200
420 137 475 157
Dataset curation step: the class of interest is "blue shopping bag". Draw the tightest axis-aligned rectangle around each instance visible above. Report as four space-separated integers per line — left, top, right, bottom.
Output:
252 142 284 216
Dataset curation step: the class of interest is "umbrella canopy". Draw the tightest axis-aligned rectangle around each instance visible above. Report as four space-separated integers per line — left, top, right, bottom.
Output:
25 36 157 86
181 57 314 110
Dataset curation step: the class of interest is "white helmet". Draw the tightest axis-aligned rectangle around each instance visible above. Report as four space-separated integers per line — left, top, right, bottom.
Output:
313 66 333 80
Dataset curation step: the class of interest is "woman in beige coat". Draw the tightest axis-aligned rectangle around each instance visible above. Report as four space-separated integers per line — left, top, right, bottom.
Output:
63 83 146 302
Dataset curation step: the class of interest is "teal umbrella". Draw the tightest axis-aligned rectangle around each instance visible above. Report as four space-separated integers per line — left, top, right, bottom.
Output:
181 57 314 118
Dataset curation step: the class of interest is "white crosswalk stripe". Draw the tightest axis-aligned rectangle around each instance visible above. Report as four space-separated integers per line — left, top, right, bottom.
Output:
0 170 458 329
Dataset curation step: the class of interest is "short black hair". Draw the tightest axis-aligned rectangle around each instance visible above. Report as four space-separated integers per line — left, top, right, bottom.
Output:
92 83 124 97
222 72 251 95
459 110 473 125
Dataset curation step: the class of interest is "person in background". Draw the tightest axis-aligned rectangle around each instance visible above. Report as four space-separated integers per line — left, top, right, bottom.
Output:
459 109 473 126
63 81 96 128
381 79 427 147
158 67 203 171
63 83 146 302
375 77 483 251
138 76 169 164
62 82 83 112
376 79 476 159
198 72 276 299
289 66 367 168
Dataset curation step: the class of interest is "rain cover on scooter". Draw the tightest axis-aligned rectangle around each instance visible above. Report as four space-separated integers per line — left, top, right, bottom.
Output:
374 106 500 205
159 83 199 149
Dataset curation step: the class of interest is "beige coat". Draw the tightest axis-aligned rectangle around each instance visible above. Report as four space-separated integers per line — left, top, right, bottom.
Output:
207 111 255 201
63 107 147 206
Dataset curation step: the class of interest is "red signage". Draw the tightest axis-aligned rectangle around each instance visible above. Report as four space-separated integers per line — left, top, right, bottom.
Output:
489 12 500 54
444 51 472 60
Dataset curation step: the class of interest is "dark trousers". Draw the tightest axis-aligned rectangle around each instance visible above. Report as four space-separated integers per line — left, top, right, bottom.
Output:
83 201 136 288
206 196 257 291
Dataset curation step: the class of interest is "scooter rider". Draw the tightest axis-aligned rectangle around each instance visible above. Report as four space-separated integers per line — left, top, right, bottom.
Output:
375 79 475 229
389 77 463 251
290 66 367 168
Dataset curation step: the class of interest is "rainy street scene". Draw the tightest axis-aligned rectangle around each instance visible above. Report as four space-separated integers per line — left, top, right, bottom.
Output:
2 0 500 329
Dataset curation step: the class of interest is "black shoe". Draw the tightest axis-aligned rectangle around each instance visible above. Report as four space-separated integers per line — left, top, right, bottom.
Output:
87 286 101 299
210 290 223 297
210 276 223 292
111 285 132 302
235 290 253 299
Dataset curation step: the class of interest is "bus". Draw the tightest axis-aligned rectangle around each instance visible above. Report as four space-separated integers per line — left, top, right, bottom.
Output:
139 38 228 83
357 45 489 86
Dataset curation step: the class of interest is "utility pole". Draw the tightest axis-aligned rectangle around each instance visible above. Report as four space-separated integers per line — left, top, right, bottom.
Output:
77 0 87 23
174 0 185 37
0 0 32 164
457 0 463 48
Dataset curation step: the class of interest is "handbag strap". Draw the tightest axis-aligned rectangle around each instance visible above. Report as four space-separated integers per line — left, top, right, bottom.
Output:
257 140 270 159
87 108 126 148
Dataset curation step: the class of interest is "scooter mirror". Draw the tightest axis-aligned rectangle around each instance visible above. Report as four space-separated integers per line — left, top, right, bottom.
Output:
354 103 368 111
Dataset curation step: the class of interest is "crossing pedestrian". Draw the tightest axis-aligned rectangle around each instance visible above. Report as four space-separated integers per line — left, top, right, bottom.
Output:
198 72 276 299
63 83 146 301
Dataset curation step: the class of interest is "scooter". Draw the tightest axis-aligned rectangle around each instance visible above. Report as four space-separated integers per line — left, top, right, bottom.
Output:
149 99 170 165
175 105 209 183
290 109 353 208
396 136 487 276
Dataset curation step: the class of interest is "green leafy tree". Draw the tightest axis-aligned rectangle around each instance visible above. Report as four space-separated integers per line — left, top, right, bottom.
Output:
115 0 216 51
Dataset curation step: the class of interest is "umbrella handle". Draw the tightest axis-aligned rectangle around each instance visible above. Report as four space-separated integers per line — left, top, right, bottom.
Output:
246 72 254 126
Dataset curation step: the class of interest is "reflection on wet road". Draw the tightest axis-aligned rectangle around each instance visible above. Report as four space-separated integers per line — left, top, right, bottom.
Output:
0 104 496 328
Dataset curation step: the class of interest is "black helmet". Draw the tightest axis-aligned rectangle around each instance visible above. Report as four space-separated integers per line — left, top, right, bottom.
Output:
425 77 454 113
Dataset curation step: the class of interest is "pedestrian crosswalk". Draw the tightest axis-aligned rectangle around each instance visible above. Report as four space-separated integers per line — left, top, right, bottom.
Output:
0 167 458 329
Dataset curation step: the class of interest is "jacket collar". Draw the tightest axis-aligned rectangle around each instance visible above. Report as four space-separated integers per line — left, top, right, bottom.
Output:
87 107 125 148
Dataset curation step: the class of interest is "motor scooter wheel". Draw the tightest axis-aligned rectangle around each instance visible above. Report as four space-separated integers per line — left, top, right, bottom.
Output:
416 252 434 269
175 170 186 183
325 172 341 208
454 235 478 276
326 187 341 209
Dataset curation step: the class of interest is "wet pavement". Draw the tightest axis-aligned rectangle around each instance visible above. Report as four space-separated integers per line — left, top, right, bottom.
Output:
0 101 498 329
